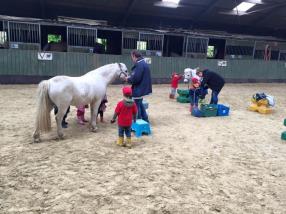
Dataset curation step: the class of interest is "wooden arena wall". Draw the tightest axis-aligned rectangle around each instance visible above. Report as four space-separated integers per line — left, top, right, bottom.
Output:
0 50 286 84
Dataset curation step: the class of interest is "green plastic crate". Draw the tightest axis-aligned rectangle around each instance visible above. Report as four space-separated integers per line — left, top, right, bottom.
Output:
177 89 189 97
176 96 190 103
281 131 286 140
200 104 218 117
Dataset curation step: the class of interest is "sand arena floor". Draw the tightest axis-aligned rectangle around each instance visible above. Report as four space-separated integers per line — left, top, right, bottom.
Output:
0 84 286 214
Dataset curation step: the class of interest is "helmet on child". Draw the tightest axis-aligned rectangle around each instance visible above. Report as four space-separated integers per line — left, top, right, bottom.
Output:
122 86 132 96
192 77 200 85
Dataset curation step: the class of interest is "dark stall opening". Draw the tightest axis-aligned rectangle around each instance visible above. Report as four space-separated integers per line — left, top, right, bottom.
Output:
207 38 226 59
41 25 67 52
163 35 184 57
97 29 122 55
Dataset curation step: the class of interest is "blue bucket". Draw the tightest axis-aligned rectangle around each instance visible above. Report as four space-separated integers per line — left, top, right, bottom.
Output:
217 104 230 116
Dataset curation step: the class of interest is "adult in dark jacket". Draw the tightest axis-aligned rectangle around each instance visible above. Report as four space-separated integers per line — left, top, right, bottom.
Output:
196 69 225 105
125 50 152 122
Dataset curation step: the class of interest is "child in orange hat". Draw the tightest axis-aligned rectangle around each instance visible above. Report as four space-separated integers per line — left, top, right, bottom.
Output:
111 86 137 147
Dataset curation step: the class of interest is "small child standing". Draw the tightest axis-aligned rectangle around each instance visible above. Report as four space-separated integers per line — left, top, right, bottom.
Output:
189 77 202 112
77 105 88 125
97 95 108 122
111 86 137 147
170 72 182 99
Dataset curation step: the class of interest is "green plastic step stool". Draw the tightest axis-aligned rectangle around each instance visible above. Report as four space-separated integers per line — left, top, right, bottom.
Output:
282 119 286 140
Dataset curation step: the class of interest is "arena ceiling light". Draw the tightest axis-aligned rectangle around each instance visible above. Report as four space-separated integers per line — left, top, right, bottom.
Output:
162 0 180 4
154 0 181 8
233 2 256 12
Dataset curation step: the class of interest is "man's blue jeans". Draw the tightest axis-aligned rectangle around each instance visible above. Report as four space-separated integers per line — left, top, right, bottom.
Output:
210 90 220 104
189 89 200 106
134 98 149 122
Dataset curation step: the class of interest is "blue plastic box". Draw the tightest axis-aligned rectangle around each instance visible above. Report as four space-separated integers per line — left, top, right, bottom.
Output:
217 104 230 116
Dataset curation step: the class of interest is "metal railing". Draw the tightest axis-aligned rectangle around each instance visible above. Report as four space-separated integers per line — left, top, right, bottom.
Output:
225 39 255 59
184 36 208 58
122 31 139 50
67 26 97 47
139 32 164 52
8 21 40 43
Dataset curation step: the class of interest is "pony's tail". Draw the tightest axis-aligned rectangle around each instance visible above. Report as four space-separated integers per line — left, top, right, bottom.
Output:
34 80 53 132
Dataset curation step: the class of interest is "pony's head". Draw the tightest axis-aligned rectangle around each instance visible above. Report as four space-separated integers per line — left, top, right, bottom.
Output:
183 68 198 83
183 68 192 83
116 63 128 80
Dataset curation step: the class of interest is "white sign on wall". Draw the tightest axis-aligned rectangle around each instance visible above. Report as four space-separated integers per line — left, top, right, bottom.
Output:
145 57 152 64
38 52 53 61
10 43 19 49
218 60 227 67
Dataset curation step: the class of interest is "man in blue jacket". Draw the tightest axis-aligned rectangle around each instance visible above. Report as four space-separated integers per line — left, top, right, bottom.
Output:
196 68 225 105
125 50 152 122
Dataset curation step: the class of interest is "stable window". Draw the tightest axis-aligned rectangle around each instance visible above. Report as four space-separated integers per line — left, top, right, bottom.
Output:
97 29 122 55
137 41 147 50
67 26 97 53
207 46 214 58
41 25 67 52
139 33 164 56
254 41 276 60
48 34 62 43
96 38 107 51
163 35 184 57
207 38 226 59
7 21 40 50
122 31 139 54
185 36 208 58
0 31 7 45
225 39 255 59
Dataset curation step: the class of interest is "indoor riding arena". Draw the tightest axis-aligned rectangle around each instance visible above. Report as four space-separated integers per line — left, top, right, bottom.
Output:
1 1 286 213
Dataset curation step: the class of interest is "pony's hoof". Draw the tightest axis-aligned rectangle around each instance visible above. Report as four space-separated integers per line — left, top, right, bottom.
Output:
33 138 40 143
58 133 64 140
90 127 98 132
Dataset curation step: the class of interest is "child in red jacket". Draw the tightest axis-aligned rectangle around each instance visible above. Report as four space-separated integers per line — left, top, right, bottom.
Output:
170 72 182 99
111 86 137 147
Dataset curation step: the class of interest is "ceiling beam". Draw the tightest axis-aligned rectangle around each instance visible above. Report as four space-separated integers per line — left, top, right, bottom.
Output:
252 2 286 25
194 0 220 21
120 0 138 25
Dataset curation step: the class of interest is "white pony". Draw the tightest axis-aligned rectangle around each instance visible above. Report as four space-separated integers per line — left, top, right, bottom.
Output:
33 63 128 143
183 68 200 83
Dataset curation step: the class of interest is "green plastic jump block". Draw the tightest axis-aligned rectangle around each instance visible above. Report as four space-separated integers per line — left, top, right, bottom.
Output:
281 131 286 140
176 96 190 103
177 89 189 97
200 104 218 117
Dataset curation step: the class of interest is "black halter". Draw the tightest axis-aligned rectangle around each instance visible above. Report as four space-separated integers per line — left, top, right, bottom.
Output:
117 63 127 78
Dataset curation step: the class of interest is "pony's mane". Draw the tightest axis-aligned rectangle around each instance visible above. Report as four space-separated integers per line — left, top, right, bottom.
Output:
86 63 116 76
